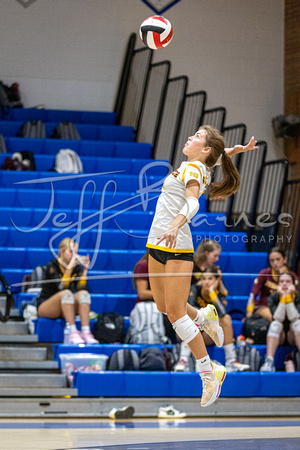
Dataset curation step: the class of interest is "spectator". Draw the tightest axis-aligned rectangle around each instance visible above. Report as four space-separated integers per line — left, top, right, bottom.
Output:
133 249 152 303
260 272 300 372
246 247 298 321
175 266 250 373
37 237 98 344
192 239 226 294
133 249 175 340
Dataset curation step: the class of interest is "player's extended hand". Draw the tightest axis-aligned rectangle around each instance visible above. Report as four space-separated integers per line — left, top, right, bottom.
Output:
235 136 258 154
156 227 179 248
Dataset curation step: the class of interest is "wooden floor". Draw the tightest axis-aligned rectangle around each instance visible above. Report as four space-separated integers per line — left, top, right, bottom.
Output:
1 417 300 450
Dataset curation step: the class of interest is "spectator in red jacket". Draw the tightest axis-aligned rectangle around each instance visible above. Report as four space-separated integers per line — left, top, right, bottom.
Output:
246 247 298 321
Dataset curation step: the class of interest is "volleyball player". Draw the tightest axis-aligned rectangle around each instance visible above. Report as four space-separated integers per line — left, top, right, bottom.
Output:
146 125 258 407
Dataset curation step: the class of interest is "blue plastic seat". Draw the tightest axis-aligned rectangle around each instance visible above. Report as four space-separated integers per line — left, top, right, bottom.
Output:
2 108 116 125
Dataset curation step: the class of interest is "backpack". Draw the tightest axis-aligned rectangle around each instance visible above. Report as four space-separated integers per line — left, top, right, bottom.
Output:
107 349 140 370
139 347 167 371
125 302 168 345
15 150 36 171
0 134 7 153
0 272 15 322
242 314 270 345
51 121 81 140
92 312 125 344
17 120 46 138
53 149 83 173
24 264 47 293
237 344 262 371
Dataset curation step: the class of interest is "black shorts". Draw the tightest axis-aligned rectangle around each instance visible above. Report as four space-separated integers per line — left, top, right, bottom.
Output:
149 248 194 265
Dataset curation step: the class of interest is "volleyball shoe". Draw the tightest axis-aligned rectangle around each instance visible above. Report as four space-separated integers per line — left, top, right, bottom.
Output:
200 361 227 407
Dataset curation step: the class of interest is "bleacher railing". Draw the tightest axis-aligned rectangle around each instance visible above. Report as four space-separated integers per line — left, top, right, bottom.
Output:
152 76 188 161
247 159 289 251
207 123 247 215
136 61 171 146
276 179 300 272
171 90 207 169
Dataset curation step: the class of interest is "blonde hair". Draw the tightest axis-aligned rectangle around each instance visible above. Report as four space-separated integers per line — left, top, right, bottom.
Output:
194 239 222 267
58 237 76 254
200 125 240 199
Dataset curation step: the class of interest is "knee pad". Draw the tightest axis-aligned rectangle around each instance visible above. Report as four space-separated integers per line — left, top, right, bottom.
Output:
267 320 283 339
78 291 91 305
172 314 199 344
291 319 300 335
61 290 74 305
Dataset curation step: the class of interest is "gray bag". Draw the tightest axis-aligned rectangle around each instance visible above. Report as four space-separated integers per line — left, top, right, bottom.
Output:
0 134 7 153
107 349 140 370
126 302 168 345
237 344 262 371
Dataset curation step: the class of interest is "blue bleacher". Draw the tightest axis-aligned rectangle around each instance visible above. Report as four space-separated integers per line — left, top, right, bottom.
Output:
1 108 116 125
70 370 300 397
4 137 152 159
0 121 135 142
0 153 169 176
0 247 267 274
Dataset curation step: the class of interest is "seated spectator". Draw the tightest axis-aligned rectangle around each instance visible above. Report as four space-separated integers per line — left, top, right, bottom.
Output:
133 249 153 303
37 237 98 344
246 246 298 321
133 249 175 341
260 272 300 372
192 239 226 293
175 266 250 373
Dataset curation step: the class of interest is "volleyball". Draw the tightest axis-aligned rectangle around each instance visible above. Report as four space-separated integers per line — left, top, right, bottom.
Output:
139 15 173 50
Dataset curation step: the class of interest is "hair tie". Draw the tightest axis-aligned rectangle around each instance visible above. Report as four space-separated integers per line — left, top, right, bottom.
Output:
223 150 226 155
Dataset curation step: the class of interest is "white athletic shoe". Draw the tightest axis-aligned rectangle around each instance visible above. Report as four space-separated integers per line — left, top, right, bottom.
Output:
108 406 135 419
174 358 190 372
158 405 187 418
260 358 275 372
200 361 227 408
197 304 224 347
225 360 250 373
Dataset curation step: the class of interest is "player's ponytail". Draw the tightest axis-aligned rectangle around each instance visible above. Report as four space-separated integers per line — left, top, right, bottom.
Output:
200 125 240 200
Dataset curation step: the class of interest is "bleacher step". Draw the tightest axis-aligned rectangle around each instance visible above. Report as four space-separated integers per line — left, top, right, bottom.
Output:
0 334 38 343
0 308 20 318
0 346 47 361
0 373 67 388
0 360 58 370
0 321 28 335
0 388 77 397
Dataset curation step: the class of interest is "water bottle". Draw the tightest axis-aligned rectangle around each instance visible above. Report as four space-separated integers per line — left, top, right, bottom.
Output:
63 322 71 344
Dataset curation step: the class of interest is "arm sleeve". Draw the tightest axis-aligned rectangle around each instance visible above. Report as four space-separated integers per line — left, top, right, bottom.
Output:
267 293 279 317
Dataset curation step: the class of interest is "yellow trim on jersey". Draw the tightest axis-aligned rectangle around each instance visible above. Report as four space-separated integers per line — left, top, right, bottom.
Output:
181 167 187 183
146 243 194 253
187 163 203 178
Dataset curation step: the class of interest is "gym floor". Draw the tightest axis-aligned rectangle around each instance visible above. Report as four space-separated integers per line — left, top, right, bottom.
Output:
1 417 300 450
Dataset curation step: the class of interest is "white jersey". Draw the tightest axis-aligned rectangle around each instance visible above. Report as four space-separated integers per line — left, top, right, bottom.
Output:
146 160 210 253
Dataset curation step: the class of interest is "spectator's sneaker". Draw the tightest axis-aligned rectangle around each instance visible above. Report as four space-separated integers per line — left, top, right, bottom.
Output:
174 358 189 372
225 360 250 373
69 330 85 344
108 406 135 420
81 331 98 344
200 361 226 408
158 405 187 418
260 358 275 372
198 304 224 347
